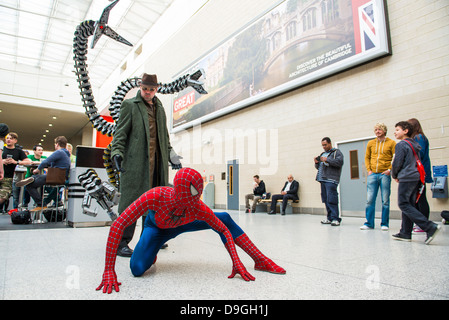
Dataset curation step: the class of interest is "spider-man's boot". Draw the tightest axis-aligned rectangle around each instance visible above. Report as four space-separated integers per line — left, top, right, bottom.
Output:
235 233 286 274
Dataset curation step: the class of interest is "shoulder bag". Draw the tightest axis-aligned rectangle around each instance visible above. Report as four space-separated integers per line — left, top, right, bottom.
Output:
404 139 426 202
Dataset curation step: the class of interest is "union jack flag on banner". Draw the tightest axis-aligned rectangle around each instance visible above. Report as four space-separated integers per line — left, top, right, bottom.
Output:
353 0 380 54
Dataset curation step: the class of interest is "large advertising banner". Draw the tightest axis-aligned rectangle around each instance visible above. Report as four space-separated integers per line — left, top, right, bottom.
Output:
171 0 391 132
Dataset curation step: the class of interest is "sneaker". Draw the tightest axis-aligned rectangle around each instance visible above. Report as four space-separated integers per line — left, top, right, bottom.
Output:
47 201 63 208
413 226 424 234
16 177 35 188
381 226 389 231
360 225 373 230
331 220 340 226
425 224 441 245
321 219 331 224
392 233 411 242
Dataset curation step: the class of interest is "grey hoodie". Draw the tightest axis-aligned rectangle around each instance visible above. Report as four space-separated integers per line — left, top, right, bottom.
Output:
391 138 421 182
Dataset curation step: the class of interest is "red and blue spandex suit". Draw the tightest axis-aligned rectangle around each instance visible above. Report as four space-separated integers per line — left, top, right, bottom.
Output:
97 167 285 294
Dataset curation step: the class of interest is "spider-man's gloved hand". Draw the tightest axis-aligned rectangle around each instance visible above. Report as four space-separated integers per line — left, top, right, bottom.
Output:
228 260 255 282
169 149 183 170
96 270 121 294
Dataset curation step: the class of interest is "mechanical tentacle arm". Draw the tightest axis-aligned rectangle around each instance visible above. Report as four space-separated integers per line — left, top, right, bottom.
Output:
72 0 208 198
78 169 120 221
73 20 207 137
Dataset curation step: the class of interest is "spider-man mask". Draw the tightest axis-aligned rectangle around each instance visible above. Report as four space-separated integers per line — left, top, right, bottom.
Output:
173 168 204 206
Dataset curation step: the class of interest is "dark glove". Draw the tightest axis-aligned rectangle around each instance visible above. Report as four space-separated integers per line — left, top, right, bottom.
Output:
169 150 182 170
112 155 125 173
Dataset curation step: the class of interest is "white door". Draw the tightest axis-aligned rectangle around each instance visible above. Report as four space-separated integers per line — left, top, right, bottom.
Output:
338 138 380 217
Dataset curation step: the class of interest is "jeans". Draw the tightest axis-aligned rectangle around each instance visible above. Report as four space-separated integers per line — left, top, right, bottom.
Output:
397 181 436 236
320 181 341 222
364 173 391 228
26 174 47 205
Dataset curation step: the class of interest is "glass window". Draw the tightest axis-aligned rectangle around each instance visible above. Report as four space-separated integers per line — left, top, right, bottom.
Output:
349 150 359 179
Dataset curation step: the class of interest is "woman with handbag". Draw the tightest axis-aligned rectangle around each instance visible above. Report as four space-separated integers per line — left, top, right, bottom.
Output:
408 118 433 233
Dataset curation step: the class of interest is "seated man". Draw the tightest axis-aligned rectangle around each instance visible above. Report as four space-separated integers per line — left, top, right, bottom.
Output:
268 174 299 215
244 175 266 213
16 136 71 211
22 144 47 208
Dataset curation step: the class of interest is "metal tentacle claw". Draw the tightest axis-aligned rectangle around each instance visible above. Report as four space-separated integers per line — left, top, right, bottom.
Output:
78 169 120 221
91 0 133 49
187 69 208 94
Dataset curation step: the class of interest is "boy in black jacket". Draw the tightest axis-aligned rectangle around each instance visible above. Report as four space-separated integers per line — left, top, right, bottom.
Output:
391 121 440 244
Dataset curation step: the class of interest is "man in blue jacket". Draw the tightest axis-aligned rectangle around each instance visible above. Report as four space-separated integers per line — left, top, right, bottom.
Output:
16 136 71 212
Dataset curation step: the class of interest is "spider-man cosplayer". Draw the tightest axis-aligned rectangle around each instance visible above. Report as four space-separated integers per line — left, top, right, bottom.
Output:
97 167 286 293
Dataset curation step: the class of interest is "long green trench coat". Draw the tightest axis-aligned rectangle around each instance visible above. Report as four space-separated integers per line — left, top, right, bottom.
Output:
111 90 173 214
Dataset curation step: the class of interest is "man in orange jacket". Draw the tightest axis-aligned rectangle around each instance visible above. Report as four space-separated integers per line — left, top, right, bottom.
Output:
361 123 396 230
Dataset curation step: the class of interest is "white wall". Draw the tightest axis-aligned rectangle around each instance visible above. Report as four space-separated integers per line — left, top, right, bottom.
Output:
108 0 449 214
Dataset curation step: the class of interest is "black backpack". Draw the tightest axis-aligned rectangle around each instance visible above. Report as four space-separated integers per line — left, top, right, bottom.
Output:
11 210 32 224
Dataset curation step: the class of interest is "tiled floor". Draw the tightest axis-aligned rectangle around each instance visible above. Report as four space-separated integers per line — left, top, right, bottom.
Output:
0 211 448 300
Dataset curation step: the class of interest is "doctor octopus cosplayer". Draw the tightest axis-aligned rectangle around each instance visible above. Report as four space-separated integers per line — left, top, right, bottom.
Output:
97 168 286 294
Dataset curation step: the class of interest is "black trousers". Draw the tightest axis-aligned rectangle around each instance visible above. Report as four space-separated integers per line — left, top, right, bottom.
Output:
398 181 436 236
415 184 430 219
119 166 159 249
270 194 298 212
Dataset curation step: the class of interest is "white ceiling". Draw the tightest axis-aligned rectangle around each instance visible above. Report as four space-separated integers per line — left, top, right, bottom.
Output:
0 0 175 87
0 0 177 150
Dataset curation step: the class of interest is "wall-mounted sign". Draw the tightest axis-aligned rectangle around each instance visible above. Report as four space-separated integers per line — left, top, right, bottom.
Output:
433 165 448 177
171 0 391 132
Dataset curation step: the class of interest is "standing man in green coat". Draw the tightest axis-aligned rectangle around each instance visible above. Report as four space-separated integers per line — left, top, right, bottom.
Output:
111 73 182 257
